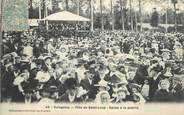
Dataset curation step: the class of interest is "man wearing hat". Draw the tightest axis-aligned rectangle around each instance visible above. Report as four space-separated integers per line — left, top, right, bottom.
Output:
122 39 132 54
33 40 43 58
85 60 101 84
127 83 146 104
59 78 84 103
13 56 22 70
1 63 16 102
38 85 59 103
147 66 163 101
133 62 148 85
80 70 98 100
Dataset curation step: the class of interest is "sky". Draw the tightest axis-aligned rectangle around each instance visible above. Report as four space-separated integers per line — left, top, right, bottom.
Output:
31 0 184 13
94 0 184 13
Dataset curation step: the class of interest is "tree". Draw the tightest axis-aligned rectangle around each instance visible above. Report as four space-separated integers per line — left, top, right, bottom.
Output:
129 0 133 31
29 0 34 18
110 0 114 30
119 0 125 30
138 0 142 32
171 0 178 32
150 8 159 28
90 0 94 31
100 0 104 31
65 0 69 10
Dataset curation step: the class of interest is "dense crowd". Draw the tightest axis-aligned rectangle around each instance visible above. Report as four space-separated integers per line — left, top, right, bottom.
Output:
48 23 90 31
44 23 90 37
1 30 184 104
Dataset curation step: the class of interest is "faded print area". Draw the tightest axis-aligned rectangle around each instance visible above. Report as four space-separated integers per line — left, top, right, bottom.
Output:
2 0 29 31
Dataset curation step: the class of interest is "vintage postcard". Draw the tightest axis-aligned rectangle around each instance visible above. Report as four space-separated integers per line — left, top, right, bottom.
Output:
0 0 184 115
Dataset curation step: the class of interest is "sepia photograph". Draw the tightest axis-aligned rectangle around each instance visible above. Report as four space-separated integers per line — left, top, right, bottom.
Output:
0 0 184 115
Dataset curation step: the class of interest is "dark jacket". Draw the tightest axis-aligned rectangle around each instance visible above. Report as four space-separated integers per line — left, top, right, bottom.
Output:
148 77 161 101
175 89 184 102
2 71 16 97
58 92 83 103
152 89 174 102
80 78 97 100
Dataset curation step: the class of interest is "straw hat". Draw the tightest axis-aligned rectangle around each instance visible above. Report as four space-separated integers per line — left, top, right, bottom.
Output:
94 80 110 91
161 49 171 53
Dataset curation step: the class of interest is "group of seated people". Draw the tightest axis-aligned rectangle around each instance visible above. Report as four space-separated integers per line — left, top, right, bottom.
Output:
48 23 90 31
1 30 184 104
45 23 90 37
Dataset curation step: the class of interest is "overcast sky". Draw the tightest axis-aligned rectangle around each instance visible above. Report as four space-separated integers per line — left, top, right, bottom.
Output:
32 0 184 14
94 0 184 13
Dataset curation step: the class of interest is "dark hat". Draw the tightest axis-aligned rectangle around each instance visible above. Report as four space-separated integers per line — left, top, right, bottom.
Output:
151 66 162 73
35 59 44 65
87 60 96 65
64 78 77 90
41 85 59 93
23 79 40 93
104 74 127 85
84 70 93 75
43 56 52 61
165 62 172 67
21 53 29 57
20 63 30 71
20 59 30 63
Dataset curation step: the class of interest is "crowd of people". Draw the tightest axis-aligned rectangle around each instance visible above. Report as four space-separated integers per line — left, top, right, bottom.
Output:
48 23 90 31
46 23 90 37
1 30 184 104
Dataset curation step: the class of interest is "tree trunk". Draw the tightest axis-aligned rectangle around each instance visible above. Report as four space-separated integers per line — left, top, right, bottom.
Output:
77 0 80 15
110 0 114 30
100 0 104 31
30 0 33 9
165 10 168 32
138 0 142 32
39 1 42 19
135 11 137 32
90 0 94 31
119 0 125 30
43 0 46 17
173 3 177 32
65 0 69 10
45 1 48 17
130 0 133 31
